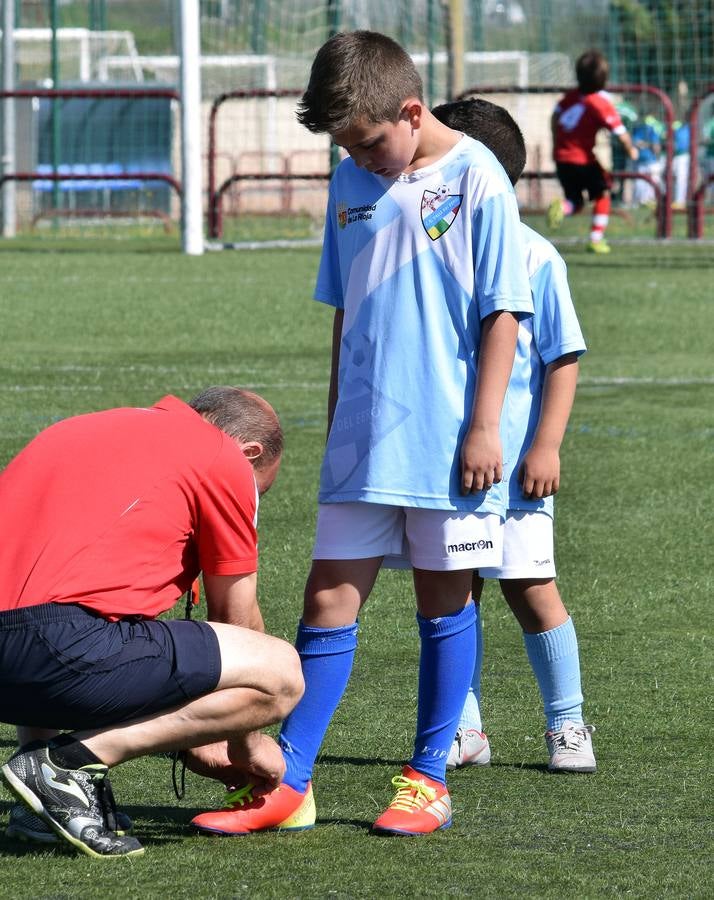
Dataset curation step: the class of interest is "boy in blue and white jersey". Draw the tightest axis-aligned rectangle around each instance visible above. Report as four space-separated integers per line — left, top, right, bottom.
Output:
431 99 596 773
192 31 533 838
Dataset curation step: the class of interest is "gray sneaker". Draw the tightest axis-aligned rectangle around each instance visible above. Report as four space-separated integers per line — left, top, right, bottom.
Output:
6 801 133 843
446 728 492 770
1 742 143 858
5 802 59 843
545 721 596 773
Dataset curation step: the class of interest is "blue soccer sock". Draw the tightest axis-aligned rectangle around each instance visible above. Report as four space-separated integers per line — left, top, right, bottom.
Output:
410 602 476 784
458 601 483 732
523 616 584 731
279 621 358 792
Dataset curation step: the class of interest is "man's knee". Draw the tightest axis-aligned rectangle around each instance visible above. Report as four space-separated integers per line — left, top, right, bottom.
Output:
210 623 303 716
270 640 304 719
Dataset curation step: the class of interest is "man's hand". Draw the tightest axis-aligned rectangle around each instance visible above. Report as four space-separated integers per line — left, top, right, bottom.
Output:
184 741 249 786
227 732 286 795
185 732 286 793
461 424 503 494
519 444 560 499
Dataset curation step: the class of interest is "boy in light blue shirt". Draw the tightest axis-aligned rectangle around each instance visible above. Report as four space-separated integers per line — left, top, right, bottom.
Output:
192 31 533 838
431 98 595 773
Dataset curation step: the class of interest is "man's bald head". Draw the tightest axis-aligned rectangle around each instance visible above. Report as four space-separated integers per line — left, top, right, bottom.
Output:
189 386 283 491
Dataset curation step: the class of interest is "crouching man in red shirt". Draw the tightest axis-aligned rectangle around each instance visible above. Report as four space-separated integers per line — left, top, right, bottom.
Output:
0 386 303 859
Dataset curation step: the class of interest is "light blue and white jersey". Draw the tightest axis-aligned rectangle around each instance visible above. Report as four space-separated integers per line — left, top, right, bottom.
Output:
315 136 533 511
499 223 586 517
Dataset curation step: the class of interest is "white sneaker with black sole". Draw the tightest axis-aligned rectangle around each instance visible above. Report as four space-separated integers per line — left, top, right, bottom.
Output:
446 727 492 770
545 721 596 773
1 742 143 858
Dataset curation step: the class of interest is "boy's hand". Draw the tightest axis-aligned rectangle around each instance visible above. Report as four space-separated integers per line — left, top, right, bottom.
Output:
461 425 503 494
518 444 560 498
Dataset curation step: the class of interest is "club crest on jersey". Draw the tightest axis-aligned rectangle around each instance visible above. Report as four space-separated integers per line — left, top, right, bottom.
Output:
421 187 462 240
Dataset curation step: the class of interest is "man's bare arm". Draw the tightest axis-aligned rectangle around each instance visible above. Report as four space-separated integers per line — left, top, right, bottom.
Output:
203 572 264 632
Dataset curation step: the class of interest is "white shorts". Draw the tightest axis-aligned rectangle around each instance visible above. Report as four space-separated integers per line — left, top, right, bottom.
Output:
313 502 503 571
479 510 556 580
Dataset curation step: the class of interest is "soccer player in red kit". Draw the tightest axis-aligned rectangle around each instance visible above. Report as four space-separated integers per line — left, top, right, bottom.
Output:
548 49 638 254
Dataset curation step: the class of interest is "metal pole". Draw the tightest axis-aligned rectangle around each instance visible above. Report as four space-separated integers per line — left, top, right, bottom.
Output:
2 0 16 237
447 0 465 101
50 0 61 215
539 0 552 53
427 0 436 108
398 0 413 48
327 0 340 175
471 0 483 51
179 0 204 255
251 0 266 54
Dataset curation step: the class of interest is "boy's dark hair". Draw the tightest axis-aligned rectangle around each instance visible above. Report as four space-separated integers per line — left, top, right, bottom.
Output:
297 30 424 134
189 386 283 469
431 98 526 186
575 50 609 94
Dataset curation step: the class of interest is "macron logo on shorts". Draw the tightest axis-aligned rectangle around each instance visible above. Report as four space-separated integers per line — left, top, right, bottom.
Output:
447 540 494 554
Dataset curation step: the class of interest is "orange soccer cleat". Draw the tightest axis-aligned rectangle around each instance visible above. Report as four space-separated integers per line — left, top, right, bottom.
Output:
191 782 315 836
372 765 452 836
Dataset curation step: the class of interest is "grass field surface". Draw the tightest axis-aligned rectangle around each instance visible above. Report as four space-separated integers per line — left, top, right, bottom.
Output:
0 239 711 898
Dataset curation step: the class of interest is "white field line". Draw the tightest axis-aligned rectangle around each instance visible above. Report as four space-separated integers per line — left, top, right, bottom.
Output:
579 376 714 386
0 382 329 392
1 374 713 391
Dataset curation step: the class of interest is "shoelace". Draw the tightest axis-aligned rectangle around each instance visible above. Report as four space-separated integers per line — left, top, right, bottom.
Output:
223 783 258 809
552 725 593 751
387 775 436 813
97 774 119 832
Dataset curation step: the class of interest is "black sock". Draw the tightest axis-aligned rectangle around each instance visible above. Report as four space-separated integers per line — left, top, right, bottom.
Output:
48 734 104 770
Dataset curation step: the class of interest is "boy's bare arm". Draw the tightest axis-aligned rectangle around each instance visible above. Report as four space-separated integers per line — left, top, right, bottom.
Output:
519 353 579 499
461 310 519 494
619 130 639 161
550 111 559 160
326 308 344 438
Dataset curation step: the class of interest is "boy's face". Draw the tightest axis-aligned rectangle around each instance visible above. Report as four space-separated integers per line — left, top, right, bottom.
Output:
331 103 421 178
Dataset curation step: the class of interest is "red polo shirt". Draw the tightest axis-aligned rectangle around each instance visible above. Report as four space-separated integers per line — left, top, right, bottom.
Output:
0 396 258 620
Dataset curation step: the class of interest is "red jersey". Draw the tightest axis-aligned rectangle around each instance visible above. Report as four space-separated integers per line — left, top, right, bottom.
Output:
553 89 626 165
0 396 258 620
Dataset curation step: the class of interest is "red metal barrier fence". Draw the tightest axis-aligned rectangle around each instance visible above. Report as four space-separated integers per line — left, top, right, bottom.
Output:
207 88 312 238
686 85 714 239
0 88 182 228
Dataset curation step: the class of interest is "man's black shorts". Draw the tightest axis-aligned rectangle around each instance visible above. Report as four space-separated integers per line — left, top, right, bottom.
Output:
0 603 222 730
556 161 612 207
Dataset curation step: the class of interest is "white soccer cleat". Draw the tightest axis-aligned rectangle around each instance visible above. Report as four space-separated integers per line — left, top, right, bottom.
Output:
446 727 491 770
545 720 597 773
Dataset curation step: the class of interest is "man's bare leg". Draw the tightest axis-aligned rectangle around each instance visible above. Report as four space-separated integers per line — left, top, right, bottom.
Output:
68 624 302 788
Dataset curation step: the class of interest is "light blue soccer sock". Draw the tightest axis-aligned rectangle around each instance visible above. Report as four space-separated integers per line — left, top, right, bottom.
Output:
279 621 358 792
523 616 584 732
458 601 483 732
410 602 476 784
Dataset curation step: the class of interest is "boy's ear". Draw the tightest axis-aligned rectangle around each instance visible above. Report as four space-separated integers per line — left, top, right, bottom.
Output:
402 100 423 128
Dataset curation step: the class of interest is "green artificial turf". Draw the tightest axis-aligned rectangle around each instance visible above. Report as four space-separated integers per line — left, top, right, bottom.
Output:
0 241 711 898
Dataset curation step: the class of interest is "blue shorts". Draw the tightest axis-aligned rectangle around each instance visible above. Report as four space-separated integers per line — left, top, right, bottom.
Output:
0 603 222 731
